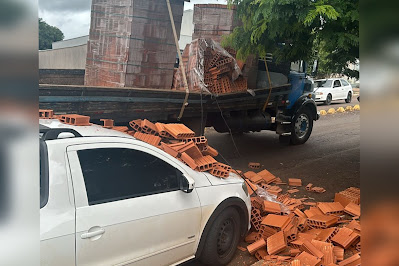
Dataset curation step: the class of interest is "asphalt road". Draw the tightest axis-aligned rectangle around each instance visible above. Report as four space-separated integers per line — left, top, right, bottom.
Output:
185 100 360 266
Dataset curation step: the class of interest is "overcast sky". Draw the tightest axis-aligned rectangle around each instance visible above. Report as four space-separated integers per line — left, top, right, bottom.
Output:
38 0 227 40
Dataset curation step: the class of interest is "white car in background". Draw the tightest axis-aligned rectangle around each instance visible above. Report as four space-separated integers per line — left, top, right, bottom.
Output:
314 78 353 105
40 120 251 266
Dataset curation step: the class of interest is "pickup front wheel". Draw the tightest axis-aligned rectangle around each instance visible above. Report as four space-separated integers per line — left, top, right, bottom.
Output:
199 207 241 265
290 108 313 145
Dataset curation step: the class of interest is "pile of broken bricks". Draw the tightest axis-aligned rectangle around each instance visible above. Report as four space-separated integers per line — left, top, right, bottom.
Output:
242 167 361 266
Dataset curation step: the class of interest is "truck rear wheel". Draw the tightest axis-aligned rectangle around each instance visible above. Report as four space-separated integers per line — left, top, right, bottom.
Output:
290 108 313 145
199 207 240 265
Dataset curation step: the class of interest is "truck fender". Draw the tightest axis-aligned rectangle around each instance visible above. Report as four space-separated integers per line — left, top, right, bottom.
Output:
195 197 249 258
292 95 318 121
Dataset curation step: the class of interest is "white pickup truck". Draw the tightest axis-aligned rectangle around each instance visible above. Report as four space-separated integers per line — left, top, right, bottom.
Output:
40 119 251 266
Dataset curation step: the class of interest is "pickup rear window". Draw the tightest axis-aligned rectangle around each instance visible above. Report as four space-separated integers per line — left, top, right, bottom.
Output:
77 148 181 205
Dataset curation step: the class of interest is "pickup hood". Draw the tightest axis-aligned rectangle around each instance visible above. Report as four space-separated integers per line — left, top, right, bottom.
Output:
202 171 244 186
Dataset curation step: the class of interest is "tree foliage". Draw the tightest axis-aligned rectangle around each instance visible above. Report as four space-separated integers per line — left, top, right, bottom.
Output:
39 18 64 50
223 0 359 78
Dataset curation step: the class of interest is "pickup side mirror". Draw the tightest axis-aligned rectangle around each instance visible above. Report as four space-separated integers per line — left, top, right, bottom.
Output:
179 173 194 193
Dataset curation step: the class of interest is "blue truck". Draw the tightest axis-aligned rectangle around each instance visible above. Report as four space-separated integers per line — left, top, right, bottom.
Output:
39 60 319 145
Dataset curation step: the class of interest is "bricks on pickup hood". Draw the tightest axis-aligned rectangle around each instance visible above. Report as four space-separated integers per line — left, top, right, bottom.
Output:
180 152 198 170
331 227 360 249
262 214 291 231
317 202 345 215
247 238 266 255
163 123 195 139
338 253 360 266
343 202 361 217
267 231 287 255
202 145 219 157
257 169 277 184
141 119 159 135
160 142 179 158
60 114 91 126
307 215 339 229
175 141 203 159
155 123 174 138
288 178 302 186
194 155 217 172
39 109 54 119
115 126 129 133
100 119 114 128
133 132 161 147
183 136 208 150
295 251 321 266
129 119 143 132
210 165 230 178
248 162 261 169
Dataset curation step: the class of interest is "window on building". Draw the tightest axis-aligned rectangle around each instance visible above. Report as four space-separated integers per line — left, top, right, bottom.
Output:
78 148 181 205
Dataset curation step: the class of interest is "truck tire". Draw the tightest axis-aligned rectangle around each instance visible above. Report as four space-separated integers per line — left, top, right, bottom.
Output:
199 207 241 265
290 108 313 145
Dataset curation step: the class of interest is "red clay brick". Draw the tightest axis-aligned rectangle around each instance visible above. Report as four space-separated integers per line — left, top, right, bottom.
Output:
263 201 282 214
338 253 360 266
248 162 261 169
163 124 195 139
141 119 159 135
262 214 291 231
288 178 302 186
317 202 344 215
60 114 91 126
247 238 266 255
133 132 161 147
100 119 114 128
202 145 219 157
296 251 321 266
344 202 361 217
300 240 324 259
331 227 360 249
39 109 54 119
307 215 339 229
267 231 287 255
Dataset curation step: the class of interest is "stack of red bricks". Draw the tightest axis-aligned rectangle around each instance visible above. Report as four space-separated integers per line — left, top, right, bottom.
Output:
243 170 361 266
101 118 233 178
192 4 240 43
85 0 185 89
172 38 247 94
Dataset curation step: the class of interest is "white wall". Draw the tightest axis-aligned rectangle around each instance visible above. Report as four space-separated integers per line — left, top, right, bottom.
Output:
179 9 194 49
39 44 87 69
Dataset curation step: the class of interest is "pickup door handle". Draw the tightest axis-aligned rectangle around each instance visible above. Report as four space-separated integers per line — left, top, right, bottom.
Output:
81 228 105 239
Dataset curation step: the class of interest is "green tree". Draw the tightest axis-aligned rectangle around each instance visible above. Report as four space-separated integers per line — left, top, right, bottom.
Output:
223 0 359 78
39 18 64 50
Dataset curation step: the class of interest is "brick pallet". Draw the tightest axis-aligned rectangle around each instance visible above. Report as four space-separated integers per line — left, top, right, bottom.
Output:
192 4 239 43
172 38 247 94
85 0 185 89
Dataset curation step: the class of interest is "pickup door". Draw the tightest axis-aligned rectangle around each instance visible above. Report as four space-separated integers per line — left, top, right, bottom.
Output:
67 142 201 266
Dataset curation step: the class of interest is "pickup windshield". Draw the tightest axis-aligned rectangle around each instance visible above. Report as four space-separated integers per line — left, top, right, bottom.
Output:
315 80 332 88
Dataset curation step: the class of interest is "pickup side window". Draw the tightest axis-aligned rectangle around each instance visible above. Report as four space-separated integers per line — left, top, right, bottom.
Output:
77 148 180 205
341 79 350 86
333 80 341 87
